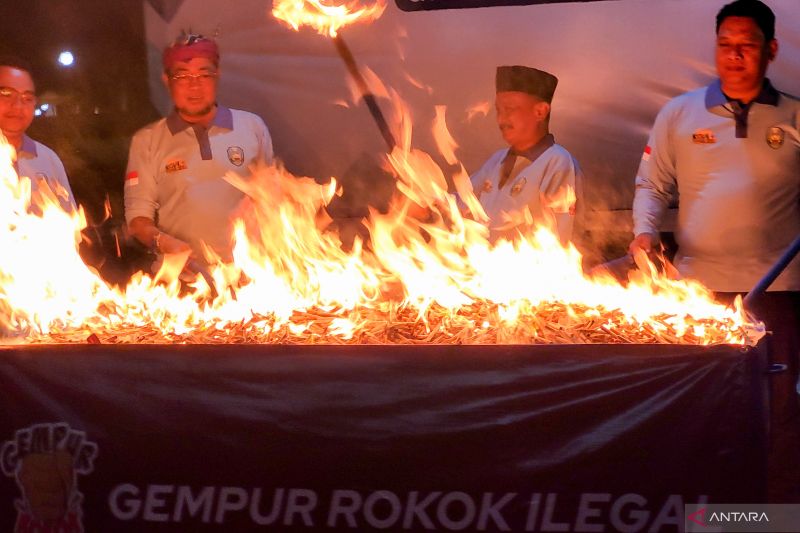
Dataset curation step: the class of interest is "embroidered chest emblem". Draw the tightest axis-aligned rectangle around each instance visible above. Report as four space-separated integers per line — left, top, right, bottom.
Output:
510 177 526 197
481 179 493 193
766 127 785 149
692 129 717 144
227 146 245 166
165 159 188 173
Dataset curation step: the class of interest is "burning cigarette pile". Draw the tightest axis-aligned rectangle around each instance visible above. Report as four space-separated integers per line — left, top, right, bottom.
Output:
38 302 756 345
0 1 764 346
0 144 761 346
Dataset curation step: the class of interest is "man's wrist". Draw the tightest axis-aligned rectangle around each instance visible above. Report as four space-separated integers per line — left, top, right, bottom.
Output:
153 231 162 253
632 225 657 239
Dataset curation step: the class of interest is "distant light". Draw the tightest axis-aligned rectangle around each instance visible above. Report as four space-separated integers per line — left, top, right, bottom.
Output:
40 103 50 112
34 109 42 117
57 51 75 67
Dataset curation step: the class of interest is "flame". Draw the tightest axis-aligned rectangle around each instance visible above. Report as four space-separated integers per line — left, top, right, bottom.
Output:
404 72 433 94
272 0 387 37
549 185 577 215
0 78 764 346
466 101 491 122
431 105 487 223
432 106 458 166
344 64 391 104
0 135 114 337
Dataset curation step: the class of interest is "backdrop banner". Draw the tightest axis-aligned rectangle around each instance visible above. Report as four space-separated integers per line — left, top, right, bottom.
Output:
143 0 800 223
395 0 614 12
0 344 766 532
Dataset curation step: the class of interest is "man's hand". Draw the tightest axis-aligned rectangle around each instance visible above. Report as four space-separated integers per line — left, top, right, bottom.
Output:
628 232 659 256
129 216 190 254
156 232 191 255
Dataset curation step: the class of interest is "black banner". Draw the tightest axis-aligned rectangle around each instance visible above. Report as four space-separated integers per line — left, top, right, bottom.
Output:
0 344 766 532
396 0 615 13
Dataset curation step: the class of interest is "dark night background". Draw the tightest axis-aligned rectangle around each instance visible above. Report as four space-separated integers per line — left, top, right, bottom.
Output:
1 0 160 283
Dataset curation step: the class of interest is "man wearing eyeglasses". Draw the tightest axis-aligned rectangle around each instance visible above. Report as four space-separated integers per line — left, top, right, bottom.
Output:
124 33 273 263
0 56 76 211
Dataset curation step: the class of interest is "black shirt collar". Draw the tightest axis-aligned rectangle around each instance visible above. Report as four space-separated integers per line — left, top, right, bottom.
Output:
166 105 233 135
705 78 780 109
507 133 555 162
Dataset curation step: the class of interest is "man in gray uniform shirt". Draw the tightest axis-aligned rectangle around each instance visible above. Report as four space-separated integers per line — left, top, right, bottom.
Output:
124 33 273 263
630 0 800 501
471 65 581 244
0 56 76 212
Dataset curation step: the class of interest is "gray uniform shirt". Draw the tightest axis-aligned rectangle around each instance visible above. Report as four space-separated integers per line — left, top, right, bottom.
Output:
470 134 581 243
633 79 800 292
16 135 77 212
124 106 273 258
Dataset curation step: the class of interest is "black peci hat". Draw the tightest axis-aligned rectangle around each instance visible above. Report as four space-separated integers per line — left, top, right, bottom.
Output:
496 65 558 103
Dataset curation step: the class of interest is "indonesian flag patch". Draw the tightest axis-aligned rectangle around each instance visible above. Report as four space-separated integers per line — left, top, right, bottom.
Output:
125 170 139 187
642 145 651 162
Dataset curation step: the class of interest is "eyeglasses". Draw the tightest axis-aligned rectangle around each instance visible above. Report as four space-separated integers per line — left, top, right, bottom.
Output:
0 86 37 106
169 72 218 86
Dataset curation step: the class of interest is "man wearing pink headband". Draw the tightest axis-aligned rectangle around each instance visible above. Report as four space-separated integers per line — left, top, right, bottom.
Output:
162 34 219 71
124 33 273 265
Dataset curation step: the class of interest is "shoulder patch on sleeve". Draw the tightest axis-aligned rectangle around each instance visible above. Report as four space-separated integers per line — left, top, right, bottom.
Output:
125 170 139 187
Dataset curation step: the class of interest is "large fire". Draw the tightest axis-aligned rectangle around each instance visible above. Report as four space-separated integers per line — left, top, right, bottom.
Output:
0 106 761 346
0 2 763 346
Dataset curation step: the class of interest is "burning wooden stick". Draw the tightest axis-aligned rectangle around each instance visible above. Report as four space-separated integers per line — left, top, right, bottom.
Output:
332 34 396 151
272 0 395 150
